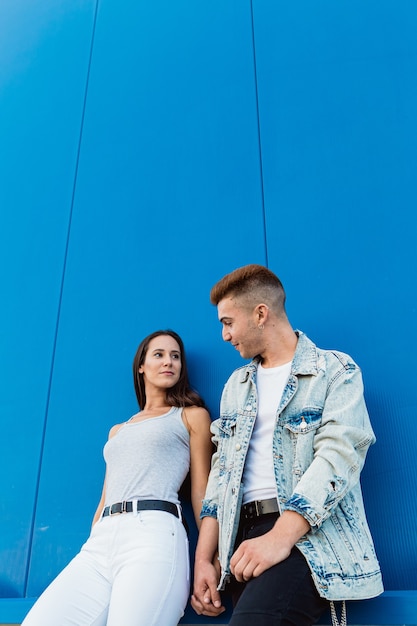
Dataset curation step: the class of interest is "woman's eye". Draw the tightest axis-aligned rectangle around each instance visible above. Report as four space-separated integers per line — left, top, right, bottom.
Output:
172 353 180 360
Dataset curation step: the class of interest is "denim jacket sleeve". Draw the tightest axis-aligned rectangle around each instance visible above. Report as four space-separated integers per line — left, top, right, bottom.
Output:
200 418 221 519
200 362 256 521
284 354 375 530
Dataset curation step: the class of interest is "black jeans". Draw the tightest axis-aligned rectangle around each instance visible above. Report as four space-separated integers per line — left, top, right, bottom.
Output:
228 512 328 626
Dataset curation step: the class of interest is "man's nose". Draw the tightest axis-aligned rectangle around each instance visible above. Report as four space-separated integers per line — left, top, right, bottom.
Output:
222 327 231 342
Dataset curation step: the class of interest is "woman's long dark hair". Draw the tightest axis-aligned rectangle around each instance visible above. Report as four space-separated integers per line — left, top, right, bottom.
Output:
132 330 206 411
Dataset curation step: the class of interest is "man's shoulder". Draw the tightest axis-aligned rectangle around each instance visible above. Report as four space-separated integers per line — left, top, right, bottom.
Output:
295 331 360 372
316 345 359 370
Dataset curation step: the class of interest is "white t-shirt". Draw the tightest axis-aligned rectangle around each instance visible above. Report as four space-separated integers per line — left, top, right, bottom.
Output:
242 360 292 505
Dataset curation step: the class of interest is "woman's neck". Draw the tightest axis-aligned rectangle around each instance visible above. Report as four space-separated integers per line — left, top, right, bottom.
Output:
142 389 171 413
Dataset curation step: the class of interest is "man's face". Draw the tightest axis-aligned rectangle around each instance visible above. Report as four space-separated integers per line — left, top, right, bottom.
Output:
217 297 261 360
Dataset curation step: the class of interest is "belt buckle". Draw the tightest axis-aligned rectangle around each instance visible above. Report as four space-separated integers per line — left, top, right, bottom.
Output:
109 501 126 516
254 500 262 517
243 501 259 520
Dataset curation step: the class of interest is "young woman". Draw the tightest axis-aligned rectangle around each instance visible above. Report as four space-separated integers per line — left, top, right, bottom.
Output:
23 330 213 626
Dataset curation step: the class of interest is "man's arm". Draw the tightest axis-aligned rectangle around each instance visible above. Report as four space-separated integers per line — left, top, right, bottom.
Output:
230 510 310 582
191 516 226 617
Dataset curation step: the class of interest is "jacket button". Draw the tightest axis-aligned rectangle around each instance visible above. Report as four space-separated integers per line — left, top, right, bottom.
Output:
235 444 241 451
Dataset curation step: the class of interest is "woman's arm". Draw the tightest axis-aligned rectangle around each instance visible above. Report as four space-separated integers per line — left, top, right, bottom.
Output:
91 479 106 528
183 406 213 528
91 423 121 527
191 516 225 616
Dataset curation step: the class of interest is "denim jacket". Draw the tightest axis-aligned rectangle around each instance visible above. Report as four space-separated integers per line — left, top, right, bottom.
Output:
201 331 383 601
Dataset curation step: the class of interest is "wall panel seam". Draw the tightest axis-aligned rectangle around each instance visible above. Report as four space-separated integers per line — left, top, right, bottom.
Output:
23 0 101 597
250 0 268 266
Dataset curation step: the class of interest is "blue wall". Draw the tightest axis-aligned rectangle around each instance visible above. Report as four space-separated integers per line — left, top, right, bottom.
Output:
0 0 416 622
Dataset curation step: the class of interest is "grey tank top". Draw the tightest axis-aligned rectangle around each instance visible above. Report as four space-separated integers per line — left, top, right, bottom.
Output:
103 406 190 506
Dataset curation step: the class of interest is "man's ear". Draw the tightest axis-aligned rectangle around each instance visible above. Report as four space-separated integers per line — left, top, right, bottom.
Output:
255 303 269 325
255 303 269 330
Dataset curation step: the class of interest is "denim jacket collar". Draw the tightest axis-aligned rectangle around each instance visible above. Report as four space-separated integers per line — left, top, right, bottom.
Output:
239 330 319 380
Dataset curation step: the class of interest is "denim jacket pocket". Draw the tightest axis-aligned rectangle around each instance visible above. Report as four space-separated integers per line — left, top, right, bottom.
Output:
284 409 323 482
217 414 237 438
285 409 322 435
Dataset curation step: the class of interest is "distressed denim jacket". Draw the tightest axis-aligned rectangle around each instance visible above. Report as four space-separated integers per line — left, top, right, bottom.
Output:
201 331 383 601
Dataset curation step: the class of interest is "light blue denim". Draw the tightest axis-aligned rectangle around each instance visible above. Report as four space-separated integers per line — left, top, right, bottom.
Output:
201 331 383 601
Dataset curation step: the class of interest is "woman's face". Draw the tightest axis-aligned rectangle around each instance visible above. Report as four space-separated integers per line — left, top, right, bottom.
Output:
138 335 182 391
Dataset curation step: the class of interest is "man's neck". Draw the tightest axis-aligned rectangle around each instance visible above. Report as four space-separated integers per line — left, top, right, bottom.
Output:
259 327 298 368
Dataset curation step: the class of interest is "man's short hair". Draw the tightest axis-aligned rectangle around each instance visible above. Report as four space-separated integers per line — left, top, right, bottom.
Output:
210 264 286 314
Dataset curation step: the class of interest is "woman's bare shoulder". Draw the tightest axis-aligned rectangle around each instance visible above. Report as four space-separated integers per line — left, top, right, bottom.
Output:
182 406 211 432
108 412 141 438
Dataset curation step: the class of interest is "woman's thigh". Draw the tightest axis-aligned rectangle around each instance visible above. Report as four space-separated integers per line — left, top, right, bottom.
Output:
107 511 190 626
22 511 190 626
21 550 111 626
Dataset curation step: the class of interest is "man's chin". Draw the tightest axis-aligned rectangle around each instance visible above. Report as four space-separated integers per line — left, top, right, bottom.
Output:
237 348 254 360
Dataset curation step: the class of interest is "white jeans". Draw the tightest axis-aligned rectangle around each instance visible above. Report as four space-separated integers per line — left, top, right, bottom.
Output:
22 509 190 626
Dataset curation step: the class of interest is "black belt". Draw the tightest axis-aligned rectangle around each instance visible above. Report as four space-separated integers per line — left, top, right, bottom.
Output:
102 499 179 518
241 498 279 521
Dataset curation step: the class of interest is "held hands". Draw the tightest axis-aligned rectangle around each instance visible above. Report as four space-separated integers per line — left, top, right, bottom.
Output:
191 511 310 615
191 529 293 617
191 559 225 617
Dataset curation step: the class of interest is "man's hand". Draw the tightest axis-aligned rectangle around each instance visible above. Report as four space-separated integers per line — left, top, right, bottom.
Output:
230 510 310 582
230 529 291 581
191 559 225 617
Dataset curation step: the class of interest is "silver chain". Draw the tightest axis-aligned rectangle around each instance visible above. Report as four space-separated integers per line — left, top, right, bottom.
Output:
330 601 347 626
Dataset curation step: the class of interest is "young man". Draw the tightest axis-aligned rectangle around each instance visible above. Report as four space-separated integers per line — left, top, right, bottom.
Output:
191 264 383 626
